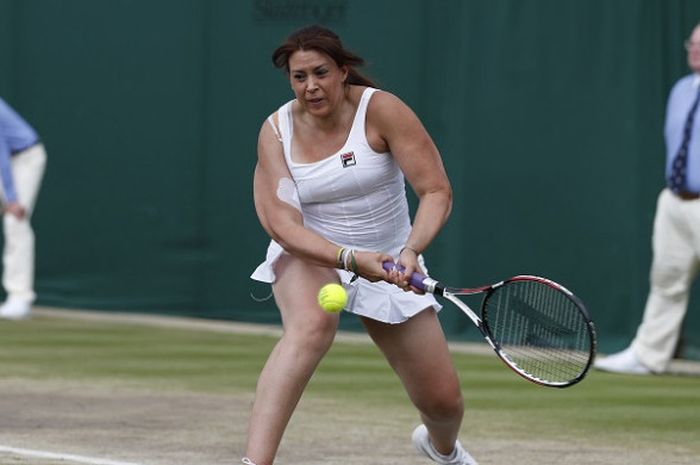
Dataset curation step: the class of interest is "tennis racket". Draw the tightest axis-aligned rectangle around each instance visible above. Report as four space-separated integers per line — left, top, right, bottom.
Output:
383 262 596 388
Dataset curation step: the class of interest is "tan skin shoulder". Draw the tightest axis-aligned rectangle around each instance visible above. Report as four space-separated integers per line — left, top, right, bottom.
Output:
364 90 401 153
365 90 449 195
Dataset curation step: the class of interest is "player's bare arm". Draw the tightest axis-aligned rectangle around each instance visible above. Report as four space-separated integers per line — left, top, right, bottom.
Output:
367 92 453 279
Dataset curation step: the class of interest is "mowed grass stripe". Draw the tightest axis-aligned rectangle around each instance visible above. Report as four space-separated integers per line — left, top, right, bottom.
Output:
0 313 698 458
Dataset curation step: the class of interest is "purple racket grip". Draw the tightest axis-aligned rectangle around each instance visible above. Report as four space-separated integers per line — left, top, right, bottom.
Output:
382 261 428 290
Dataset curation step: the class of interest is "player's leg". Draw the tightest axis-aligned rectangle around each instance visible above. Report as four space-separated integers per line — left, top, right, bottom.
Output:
244 254 340 465
362 308 464 455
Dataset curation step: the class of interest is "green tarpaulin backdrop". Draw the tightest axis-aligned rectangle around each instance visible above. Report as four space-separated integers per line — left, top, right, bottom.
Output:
1 0 699 359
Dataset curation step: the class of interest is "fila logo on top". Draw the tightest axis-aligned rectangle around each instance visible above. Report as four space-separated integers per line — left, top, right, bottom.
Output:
340 151 356 168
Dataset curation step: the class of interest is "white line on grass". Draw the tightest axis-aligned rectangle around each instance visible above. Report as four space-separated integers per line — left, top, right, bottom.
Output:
0 445 144 465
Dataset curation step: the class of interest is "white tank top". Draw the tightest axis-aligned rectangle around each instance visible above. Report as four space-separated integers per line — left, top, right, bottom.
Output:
276 87 411 255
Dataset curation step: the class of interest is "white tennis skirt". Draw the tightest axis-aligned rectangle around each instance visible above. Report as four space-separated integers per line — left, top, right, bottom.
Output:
251 240 441 324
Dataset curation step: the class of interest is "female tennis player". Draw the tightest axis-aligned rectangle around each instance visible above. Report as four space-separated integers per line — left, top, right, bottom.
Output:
246 25 478 465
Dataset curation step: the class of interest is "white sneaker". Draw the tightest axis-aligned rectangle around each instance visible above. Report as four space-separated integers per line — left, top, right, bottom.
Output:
412 424 478 465
0 296 31 320
594 347 652 375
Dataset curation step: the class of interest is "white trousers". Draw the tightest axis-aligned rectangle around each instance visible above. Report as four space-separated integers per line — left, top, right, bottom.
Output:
0 144 46 302
632 188 700 371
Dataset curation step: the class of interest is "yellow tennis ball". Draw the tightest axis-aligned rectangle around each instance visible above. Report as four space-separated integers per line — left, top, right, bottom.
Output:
317 283 347 313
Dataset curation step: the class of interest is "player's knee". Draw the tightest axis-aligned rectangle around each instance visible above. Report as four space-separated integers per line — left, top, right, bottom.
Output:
304 326 336 354
288 313 337 354
418 388 464 421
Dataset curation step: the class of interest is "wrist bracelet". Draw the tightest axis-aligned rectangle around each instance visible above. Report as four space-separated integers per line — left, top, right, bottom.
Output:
400 246 419 256
340 248 358 273
336 247 346 269
343 248 352 271
349 249 358 273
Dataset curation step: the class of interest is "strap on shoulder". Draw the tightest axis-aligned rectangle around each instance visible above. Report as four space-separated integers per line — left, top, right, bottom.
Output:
266 113 282 143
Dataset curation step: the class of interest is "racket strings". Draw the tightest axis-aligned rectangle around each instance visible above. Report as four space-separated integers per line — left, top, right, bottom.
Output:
483 280 593 384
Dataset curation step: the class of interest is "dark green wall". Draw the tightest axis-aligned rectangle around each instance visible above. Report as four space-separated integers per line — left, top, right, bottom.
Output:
1 0 699 359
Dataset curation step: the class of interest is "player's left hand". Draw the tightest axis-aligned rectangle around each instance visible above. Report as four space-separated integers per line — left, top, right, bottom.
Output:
395 247 425 294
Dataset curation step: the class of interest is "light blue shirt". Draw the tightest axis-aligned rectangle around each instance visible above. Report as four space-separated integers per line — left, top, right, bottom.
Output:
665 74 700 192
0 98 39 203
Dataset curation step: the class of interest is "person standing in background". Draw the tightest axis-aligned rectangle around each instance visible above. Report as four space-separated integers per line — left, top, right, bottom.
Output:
0 97 46 320
595 23 700 374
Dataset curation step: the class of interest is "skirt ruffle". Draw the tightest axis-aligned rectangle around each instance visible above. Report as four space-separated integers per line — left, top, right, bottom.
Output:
251 240 441 324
